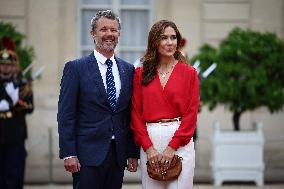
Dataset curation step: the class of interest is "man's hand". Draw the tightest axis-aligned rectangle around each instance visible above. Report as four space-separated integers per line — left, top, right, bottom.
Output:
126 158 138 172
64 157 81 173
5 82 19 105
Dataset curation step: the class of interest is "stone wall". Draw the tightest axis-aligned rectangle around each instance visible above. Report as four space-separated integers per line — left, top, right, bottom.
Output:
0 0 283 183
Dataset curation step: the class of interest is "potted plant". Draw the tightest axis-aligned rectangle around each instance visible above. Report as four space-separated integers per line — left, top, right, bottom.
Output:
191 28 284 186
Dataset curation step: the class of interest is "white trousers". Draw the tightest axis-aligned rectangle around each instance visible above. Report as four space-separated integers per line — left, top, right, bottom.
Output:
140 121 195 189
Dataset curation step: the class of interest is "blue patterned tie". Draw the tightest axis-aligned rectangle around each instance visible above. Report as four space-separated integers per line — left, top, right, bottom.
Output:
105 59 116 111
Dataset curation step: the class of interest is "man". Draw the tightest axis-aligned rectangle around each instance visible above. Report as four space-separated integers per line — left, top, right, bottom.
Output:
0 48 34 189
57 10 139 189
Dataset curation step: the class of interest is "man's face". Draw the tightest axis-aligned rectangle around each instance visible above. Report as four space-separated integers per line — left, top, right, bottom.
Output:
91 17 120 53
0 63 16 80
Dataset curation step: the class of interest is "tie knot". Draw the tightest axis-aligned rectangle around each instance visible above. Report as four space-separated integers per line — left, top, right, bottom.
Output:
105 59 113 67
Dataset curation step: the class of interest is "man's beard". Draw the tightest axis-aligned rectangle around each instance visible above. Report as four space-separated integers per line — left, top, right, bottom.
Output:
95 39 117 52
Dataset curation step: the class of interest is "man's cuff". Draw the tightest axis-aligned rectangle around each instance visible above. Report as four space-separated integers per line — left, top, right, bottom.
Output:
63 156 77 160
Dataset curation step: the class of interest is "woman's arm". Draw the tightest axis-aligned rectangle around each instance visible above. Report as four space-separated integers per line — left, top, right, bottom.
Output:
130 68 153 151
168 67 199 150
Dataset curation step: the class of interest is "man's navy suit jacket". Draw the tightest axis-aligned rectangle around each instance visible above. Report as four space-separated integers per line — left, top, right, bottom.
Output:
57 53 139 167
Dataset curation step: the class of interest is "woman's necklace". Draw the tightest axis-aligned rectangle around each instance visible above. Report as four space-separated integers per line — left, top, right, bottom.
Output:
158 62 175 79
158 70 170 78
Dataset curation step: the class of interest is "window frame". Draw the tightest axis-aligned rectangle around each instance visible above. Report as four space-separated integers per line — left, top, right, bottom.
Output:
77 0 154 62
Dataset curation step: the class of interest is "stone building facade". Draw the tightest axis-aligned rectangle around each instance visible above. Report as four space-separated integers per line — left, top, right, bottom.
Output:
0 0 284 183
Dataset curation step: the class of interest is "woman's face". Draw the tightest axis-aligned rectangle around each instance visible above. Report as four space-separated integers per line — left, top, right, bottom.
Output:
157 26 177 58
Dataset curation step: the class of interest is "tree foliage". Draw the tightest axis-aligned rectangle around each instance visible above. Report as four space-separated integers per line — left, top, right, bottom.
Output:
191 28 284 130
0 22 34 78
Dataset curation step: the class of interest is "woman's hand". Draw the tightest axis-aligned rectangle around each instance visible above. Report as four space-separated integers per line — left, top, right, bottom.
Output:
146 146 162 172
161 146 176 171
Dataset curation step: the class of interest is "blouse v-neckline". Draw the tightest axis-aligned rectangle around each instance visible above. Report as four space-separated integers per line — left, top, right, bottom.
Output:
157 61 179 92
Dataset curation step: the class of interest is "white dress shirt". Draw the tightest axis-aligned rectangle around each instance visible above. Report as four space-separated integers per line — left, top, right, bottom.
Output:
93 49 121 101
94 49 121 140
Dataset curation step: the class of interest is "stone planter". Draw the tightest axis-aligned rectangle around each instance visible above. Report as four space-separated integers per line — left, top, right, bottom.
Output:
211 121 265 186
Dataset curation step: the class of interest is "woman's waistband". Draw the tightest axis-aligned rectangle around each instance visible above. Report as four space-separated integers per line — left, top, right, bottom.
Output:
147 117 181 124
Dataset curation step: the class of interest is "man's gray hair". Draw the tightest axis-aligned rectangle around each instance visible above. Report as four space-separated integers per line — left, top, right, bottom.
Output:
90 10 121 32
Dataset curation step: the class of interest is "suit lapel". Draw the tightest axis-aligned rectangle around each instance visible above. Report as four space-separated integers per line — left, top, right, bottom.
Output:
115 57 128 110
86 53 130 112
86 53 109 108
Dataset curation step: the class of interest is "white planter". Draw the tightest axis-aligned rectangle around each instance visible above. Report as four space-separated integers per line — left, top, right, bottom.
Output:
211 121 265 186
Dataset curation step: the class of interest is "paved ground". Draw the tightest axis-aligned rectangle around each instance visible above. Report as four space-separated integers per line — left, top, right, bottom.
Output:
24 183 284 189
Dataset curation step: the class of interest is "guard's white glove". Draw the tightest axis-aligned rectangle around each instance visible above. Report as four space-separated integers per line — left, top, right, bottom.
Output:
0 100 9 111
5 82 19 105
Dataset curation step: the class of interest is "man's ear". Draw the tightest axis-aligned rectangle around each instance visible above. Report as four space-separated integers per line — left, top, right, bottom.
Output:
90 31 96 38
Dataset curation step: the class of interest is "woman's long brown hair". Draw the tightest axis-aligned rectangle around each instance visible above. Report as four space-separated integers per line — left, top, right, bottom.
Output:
141 20 185 85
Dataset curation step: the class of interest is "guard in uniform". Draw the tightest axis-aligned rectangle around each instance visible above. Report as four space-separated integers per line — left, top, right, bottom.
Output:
0 49 33 189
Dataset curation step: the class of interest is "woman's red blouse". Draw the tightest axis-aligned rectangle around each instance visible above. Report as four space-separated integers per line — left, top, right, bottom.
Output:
131 61 199 151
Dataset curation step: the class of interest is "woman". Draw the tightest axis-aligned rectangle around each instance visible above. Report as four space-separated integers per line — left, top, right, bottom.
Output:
131 20 199 189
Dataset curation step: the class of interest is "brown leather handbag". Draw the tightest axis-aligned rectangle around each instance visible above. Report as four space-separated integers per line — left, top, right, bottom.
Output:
147 155 183 181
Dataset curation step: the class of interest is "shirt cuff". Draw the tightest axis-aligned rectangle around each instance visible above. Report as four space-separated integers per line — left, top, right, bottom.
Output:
63 156 77 160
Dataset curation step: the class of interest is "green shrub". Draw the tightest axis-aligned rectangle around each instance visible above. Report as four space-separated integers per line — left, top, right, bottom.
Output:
0 22 34 78
191 28 284 130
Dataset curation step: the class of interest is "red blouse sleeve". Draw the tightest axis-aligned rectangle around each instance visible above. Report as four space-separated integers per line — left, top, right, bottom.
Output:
131 68 153 151
168 67 199 150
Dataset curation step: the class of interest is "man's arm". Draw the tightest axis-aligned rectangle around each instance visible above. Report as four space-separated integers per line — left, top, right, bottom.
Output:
127 65 140 158
126 65 139 172
58 61 81 173
57 61 79 161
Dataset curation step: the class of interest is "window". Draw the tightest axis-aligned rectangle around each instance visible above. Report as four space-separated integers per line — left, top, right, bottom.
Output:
78 0 153 63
